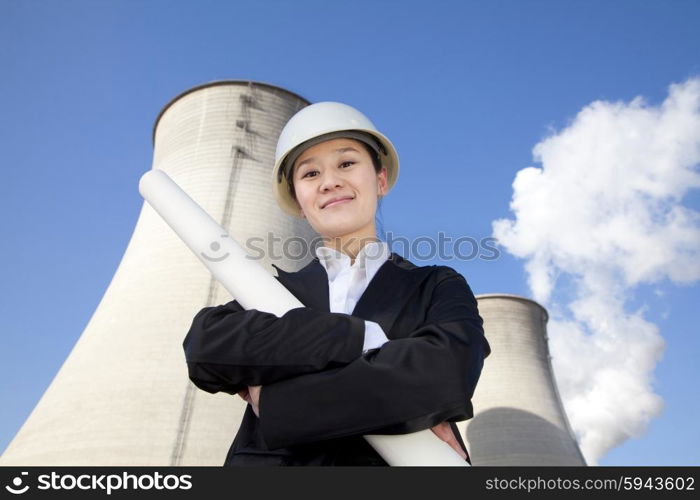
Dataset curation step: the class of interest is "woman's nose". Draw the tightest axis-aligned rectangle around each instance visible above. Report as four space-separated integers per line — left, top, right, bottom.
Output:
319 170 343 191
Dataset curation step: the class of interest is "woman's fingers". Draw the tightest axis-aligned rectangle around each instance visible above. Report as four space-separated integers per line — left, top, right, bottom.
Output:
248 385 262 417
237 386 261 416
237 388 250 402
430 422 467 460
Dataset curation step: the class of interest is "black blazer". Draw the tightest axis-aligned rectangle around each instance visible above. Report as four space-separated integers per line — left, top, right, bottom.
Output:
183 253 490 465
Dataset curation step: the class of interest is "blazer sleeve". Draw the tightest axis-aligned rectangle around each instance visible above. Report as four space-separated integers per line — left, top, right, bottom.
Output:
183 302 365 395
258 267 490 449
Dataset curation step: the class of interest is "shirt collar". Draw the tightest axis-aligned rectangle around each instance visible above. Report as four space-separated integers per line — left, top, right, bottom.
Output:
315 241 390 282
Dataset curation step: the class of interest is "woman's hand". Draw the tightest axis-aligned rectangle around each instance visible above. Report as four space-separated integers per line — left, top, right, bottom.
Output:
430 422 467 460
237 385 262 417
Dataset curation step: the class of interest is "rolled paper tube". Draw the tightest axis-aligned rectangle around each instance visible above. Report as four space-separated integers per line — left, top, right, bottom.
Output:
139 169 468 467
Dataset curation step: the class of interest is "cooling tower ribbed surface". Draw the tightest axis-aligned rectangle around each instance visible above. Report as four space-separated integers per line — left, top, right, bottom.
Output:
459 293 586 465
1 81 317 465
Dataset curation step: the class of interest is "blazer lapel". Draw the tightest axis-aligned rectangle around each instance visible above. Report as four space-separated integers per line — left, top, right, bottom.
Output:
352 253 432 336
273 253 431 337
272 260 329 312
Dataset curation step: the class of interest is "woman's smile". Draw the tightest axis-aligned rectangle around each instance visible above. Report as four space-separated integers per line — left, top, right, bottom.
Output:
322 196 355 209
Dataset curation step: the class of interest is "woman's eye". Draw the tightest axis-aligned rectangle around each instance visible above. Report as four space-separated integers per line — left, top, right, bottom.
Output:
301 170 318 178
339 161 355 168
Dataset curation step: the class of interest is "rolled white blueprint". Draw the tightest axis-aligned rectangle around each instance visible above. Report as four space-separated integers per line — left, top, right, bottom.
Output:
139 169 468 467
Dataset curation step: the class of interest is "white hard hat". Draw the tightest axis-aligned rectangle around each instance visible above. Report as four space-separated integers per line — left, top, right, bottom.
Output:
272 101 399 216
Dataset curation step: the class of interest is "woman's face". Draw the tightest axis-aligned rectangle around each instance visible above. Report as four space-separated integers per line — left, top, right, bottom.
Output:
292 137 387 240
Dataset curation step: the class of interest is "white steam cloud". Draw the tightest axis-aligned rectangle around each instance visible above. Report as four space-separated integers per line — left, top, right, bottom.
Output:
493 78 700 464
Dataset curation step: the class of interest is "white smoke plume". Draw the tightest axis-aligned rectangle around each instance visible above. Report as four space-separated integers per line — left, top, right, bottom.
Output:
492 78 700 464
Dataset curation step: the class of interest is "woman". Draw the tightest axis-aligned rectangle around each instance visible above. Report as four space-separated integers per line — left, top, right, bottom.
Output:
183 102 490 466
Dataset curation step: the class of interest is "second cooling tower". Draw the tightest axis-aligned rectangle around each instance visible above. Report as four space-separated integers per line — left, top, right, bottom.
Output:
461 294 586 465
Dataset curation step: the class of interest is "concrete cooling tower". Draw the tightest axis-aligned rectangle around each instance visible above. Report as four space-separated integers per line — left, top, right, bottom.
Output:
2 81 585 467
460 294 586 465
1 81 317 465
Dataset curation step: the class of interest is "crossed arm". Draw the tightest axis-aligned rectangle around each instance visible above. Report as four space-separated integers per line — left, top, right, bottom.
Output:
183 267 489 452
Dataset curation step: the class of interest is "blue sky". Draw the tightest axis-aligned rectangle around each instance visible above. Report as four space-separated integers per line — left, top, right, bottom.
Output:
1 0 699 465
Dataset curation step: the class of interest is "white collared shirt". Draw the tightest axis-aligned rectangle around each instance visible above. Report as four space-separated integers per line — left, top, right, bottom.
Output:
315 241 391 353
